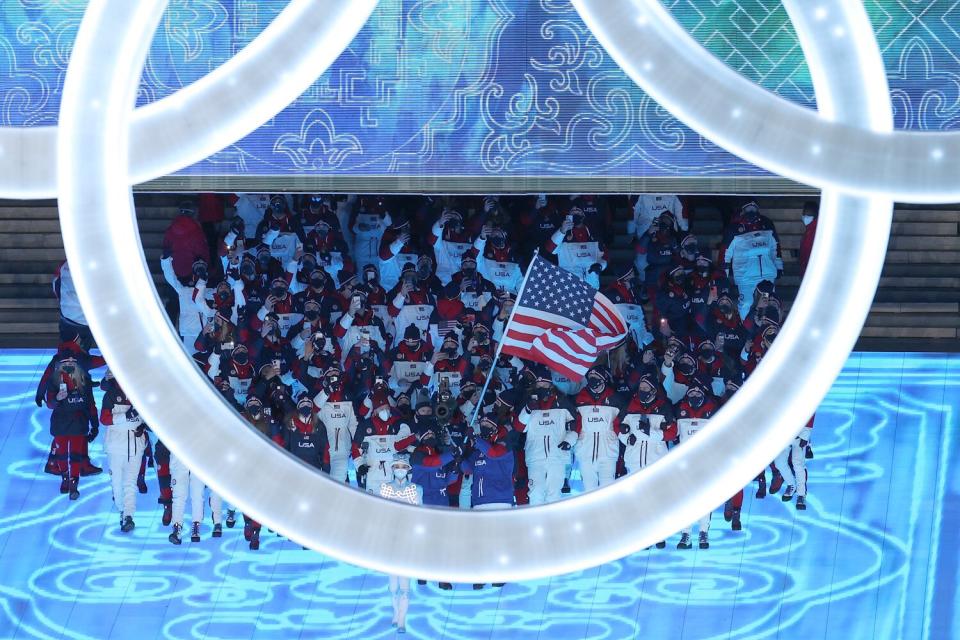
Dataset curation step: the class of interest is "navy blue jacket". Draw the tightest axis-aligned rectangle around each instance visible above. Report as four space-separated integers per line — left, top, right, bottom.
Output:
463 439 514 507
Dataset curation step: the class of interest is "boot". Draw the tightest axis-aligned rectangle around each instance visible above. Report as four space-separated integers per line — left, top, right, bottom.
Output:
655 540 666 549
493 583 506 588
769 471 784 495
225 509 237 528
796 496 807 511
68 477 80 500
59 475 70 494
137 473 148 494
162 503 172 527
723 500 733 522
212 523 223 538
473 584 484 590
781 485 795 502
677 533 692 550
169 523 183 545
121 515 135 533
190 521 201 542
244 522 253 542
249 529 260 551
561 478 571 494
731 509 742 531
755 474 766 499
417 580 427 586
439 582 453 590
699 531 709 549
86 463 103 476
806 445 814 460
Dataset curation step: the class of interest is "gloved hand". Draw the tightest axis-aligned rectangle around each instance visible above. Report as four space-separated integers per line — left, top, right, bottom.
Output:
798 438 808 449
618 424 631 435
35 394 43 408
627 434 637 446
125 407 139 421
588 262 602 275
557 441 572 451
134 425 147 438
356 463 370 477
86 426 99 443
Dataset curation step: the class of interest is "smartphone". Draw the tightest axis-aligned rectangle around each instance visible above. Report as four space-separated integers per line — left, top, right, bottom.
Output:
272 358 281 371
59 383 67 394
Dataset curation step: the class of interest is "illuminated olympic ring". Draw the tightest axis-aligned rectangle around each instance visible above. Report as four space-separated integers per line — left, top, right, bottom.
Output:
572 0 960 204
0 0 377 199
56 0 897 582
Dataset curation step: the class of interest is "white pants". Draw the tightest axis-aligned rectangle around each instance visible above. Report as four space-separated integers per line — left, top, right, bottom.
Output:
527 459 567 505
775 434 809 497
459 474 472 510
365 460 391 494
577 456 617 492
170 455 222 525
106 428 146 517
181 332 199 355
682 512 711 536
736 277 762 319
328 455 350 483
388 575 411 626
190 475 222 525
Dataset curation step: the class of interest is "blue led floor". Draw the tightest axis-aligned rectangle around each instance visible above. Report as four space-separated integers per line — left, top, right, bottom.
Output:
0 350 957 639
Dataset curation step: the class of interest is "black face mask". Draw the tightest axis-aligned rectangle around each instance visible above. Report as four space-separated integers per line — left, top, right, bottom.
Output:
462 267 476 278
271 287 287 298
688 392 705 408
310 277 325 289
194 267 208 281
719 303 734 315
271 203 284 215
241 264 256 279
417 415 437 430
699 349 715 361
304 309 320 321
217 290 230 302
257 255 271 267
491 235 506 248
298 407 312 419
587 377 604 394
62 364 76 374
233 352 248 365
248 407 263 420
443 347 458 358
638 387 656 404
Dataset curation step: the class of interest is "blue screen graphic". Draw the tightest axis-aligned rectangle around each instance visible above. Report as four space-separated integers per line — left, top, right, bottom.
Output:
0 1 959 179
0 350 957 639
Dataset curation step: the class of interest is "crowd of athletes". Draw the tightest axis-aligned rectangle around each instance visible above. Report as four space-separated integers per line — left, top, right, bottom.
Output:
38 193 819 554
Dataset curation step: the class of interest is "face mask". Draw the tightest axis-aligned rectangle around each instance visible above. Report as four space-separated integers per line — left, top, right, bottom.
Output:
462 267 476 278
639 387 656 404
258 255 271 267
365 271 377 283
241 264 256 279
271 202 284 215
587 377 604 393
233 352 248 365
305 309 320 321
719 303 733 315
699 349 714 361
62 364 76 374
298 407 312 419
393 468 408 481
378 409 391 421
271 286 286 298
404 339 420 350
248 407 262 420
802 215 814 226
417 266 430 279
491 235 506 249
688 393 705 407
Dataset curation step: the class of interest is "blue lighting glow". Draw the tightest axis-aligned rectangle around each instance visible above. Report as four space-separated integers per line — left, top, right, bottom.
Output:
1 2 959 178
0 350 956 638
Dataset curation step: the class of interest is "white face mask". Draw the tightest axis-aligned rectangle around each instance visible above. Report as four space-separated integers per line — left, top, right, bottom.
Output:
393 468 408 481
378 409 391 421
802 215 814 226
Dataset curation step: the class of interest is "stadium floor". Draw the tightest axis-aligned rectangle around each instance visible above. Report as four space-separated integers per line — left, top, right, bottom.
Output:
0 350 957 640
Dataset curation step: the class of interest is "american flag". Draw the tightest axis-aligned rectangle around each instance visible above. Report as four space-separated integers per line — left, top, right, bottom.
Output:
500 256 627 381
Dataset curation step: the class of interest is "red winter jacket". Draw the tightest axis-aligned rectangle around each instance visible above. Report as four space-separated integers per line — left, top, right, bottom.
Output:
163 214 209 278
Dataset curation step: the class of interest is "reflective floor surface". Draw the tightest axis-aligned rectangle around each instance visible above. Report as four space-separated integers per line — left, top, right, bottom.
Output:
0 350 957 639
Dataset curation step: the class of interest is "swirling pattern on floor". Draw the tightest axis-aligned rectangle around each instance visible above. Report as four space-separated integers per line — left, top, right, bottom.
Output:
0 350 956 639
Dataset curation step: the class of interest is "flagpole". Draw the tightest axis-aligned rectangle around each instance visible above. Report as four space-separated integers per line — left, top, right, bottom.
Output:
469 248 540 427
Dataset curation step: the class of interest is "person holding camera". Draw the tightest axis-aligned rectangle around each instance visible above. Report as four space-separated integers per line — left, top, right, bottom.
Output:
312 366 357 483
99 370 148 533
352 391 416 493
41 353 102 500
515 372 576 505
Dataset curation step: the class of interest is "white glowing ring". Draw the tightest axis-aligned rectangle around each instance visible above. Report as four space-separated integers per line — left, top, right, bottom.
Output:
572 0 960 204
60 0 891 582
0 0 377 199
